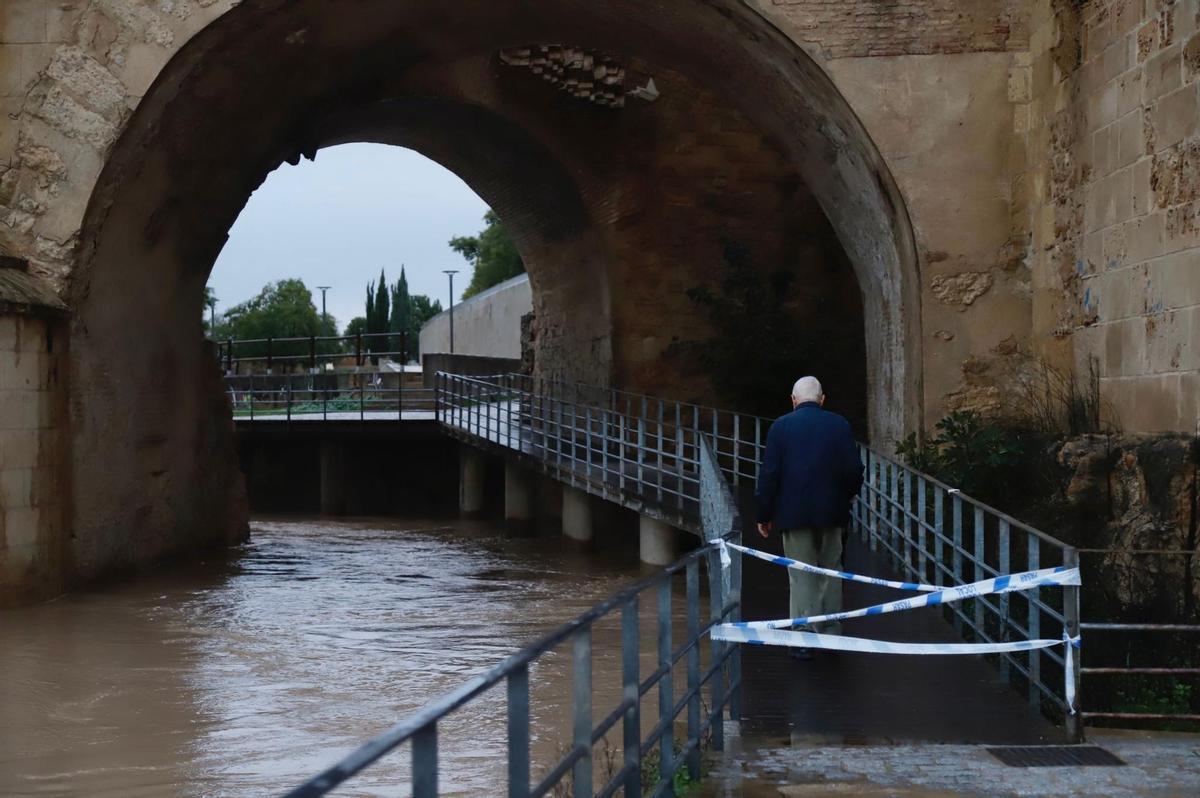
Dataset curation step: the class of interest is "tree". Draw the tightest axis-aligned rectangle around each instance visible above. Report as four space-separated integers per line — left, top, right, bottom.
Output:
390 267 412 357
202 286 218 335
214 279 337 359
450 210 525 299
363 268 390 358
344 316 367 337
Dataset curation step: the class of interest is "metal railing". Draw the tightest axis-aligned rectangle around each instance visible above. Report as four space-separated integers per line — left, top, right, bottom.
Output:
853 449 1082 740
1077 549 1200 726
282 434 743 797
435 373 769 531
435 373 1084 738
225 374 434 423
212 332 412 374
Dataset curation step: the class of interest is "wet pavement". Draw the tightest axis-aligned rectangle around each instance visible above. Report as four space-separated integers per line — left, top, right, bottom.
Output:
700 727 1200 797
735 533 1056 744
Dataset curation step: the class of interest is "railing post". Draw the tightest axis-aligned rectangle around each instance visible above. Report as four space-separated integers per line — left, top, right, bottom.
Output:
657 578 673 787
286 379 292 423
998 519 1011 681
572 627 592 798
225 338 233 373
675 403 684 514
266 336 273 374
359 378 365 421
507 665 530 798
686 559 701 781
707 547 726 753
622 600 641 797
973 506 985 637
902 469 914 578
1027 535 1041 708
730 526 743 719
355 332 363 367
412 722 438 798
1063 546 1083 742
951 494 964 633
309 335 316 372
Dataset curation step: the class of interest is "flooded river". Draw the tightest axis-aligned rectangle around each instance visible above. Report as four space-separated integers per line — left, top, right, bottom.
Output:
0 518 693 797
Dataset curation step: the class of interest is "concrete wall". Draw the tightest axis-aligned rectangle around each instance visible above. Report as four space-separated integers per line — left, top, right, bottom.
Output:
0 313 68 604
419 273 531 359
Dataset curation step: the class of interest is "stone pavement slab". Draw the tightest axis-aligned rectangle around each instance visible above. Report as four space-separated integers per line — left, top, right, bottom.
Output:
700 728 1200 797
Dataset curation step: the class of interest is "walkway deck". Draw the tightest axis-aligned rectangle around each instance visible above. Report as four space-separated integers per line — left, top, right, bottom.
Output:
737 530 1056 745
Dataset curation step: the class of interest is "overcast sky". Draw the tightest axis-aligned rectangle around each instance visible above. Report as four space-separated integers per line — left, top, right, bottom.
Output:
209 143 490 331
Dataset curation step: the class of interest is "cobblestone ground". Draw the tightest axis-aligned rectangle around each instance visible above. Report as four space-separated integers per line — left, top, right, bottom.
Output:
700 728 1200 797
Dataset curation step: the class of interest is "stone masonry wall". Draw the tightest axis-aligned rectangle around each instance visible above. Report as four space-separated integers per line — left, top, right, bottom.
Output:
0 313 67 604
1026 0 1200 433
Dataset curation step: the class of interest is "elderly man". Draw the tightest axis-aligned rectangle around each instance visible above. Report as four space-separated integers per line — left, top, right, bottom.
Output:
755 376 863 657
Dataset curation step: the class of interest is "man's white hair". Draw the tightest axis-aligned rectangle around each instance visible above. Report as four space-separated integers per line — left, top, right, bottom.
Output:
791 376 823 403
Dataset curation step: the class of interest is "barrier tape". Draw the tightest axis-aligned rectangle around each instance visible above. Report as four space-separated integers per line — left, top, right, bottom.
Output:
707 539 1081 715
733 565 1080 630
724 540 942 591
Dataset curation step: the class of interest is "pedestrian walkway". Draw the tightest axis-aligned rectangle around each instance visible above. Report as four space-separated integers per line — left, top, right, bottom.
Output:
735 534 1057 744
700 729 1200 797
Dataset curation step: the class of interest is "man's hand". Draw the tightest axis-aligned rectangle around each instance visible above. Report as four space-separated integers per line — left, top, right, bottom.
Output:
757 521 772 539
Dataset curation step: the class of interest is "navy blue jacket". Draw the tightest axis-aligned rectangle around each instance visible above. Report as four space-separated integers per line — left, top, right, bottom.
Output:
755 402 864 529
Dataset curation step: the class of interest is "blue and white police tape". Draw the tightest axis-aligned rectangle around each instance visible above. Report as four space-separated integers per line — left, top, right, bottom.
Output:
723 540 941 592
710 626 1082 713
732 564 1081 630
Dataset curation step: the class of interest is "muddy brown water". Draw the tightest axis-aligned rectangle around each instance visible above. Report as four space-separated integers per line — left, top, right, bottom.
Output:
0 518 702 797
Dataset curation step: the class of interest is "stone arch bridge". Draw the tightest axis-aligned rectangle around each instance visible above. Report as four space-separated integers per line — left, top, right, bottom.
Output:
1 0 1198 599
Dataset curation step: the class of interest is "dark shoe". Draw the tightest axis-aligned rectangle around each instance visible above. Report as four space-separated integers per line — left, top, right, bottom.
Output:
789 647 813 660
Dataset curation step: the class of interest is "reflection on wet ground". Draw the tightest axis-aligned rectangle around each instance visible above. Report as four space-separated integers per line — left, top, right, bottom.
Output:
0 518 693 797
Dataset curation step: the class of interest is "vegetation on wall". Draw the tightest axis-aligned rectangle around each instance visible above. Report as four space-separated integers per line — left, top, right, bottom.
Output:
450 210 525 299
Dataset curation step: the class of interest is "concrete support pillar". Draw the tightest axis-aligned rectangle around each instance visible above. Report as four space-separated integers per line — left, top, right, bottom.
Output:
639 516 678 565
459 446 485 516
562 485 594 542
504 462 533 526
320 440 346 516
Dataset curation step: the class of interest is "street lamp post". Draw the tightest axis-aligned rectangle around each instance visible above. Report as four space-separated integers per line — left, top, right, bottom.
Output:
316 286 331 332
442 270 459 354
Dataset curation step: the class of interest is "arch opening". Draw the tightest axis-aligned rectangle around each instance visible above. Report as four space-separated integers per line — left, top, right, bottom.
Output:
71 0 920 579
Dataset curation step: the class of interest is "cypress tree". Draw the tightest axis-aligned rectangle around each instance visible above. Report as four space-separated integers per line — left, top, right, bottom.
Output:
372 269 389 355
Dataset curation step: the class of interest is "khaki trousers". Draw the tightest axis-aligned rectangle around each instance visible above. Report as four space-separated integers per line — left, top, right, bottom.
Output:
781 526 844 634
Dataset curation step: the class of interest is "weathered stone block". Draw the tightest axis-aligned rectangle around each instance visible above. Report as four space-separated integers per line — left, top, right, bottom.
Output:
0 466 33 509
1116 109 1147 167
3 506 41 549
1105 316 1149 376
1142 45 1182 100
0 388 39 430
1148 83 1199 149
0 317 16 351
1132 155 1155 214
0 428 38 469
0 1 47 45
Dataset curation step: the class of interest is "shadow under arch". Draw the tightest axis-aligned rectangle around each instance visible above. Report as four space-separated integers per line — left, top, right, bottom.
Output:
69 0 921 581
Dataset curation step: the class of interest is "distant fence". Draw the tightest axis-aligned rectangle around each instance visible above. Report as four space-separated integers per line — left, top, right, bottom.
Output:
213 332 412 374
